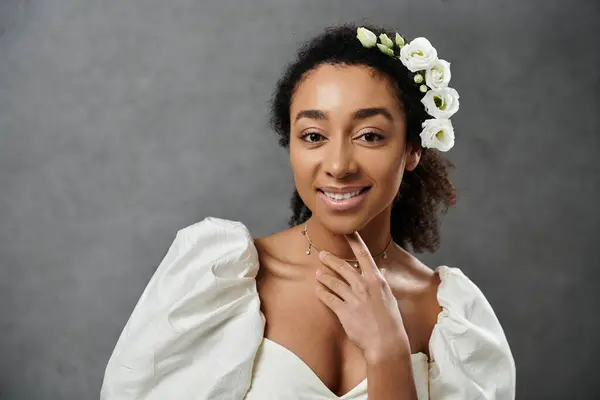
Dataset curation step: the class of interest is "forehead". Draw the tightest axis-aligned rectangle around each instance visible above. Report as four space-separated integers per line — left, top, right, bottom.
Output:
290 64 401 116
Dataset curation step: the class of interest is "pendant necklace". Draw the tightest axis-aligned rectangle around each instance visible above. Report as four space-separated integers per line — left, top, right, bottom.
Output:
301 222 393 268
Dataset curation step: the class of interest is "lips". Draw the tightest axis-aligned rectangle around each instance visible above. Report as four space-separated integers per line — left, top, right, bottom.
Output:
317 187 371 211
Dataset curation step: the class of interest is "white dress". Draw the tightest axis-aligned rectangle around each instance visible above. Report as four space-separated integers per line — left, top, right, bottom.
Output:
100 217 516 399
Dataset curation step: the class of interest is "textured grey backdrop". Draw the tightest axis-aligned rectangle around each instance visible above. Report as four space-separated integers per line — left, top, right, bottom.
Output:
1 0 599 398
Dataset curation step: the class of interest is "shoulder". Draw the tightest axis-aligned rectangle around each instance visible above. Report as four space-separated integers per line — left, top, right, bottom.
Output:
385 255 515 399
175 216 259 276
388 259 508 341
101 216 264 399
253 222 310 280
179 216 254 251
383 254 442 355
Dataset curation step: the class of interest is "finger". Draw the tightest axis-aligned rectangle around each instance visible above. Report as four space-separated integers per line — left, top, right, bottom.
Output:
318 251 362 288
316 269 357 303
344 231 380 277
315 284 345 316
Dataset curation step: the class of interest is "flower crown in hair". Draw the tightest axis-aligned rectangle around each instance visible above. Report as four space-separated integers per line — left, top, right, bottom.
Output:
357 27 459 152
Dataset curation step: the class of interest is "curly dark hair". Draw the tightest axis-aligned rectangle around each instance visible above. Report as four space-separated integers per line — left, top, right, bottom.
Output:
269 24 457 253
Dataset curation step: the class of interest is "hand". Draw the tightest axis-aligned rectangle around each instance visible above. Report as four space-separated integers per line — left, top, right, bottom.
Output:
315 232 410 364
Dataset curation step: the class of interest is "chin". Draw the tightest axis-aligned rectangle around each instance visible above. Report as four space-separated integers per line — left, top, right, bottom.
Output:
307 192 393 235
314 212 371 236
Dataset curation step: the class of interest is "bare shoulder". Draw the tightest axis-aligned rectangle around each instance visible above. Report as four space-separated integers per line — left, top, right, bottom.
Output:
254 226 297 258
384 246 443 356
253 223 308 281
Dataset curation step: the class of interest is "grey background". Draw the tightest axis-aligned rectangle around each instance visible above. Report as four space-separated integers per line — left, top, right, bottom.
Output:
1 0 598 398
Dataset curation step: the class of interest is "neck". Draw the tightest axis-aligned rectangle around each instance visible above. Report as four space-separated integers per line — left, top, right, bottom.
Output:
304 210 393 261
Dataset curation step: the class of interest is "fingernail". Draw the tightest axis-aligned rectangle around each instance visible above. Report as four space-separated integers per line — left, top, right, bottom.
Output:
316 269 322 277
319 251 329 261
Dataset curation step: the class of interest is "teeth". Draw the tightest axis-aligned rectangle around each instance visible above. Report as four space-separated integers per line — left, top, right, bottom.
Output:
323 189 363 201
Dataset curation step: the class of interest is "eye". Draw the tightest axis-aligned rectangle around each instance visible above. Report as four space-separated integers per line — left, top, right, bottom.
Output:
357 132 385 143
300 132 326 143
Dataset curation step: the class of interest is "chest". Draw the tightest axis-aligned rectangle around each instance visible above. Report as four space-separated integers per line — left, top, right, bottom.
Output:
257 275 367 396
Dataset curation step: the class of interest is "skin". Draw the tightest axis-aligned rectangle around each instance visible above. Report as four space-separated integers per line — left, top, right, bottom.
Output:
254 64 443 398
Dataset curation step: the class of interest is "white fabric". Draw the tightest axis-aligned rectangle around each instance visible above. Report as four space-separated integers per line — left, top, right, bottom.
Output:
244 338 430 400
101 217 516 400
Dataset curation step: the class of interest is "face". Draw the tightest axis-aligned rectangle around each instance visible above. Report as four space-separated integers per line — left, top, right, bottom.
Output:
289 64 421 234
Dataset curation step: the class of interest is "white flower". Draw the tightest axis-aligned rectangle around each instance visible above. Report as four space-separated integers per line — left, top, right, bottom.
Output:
425 59 451 89
356 27 377 48
420 87 460 119
399 37 438 72
420 119 455 152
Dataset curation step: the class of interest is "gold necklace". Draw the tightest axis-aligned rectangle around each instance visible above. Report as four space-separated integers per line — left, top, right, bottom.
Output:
301 222 393 268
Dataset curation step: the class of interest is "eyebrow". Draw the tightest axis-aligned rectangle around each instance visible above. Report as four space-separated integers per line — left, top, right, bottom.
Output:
294 107 394 123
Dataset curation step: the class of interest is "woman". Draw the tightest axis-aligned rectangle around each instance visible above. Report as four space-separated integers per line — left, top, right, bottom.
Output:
101 24 516 399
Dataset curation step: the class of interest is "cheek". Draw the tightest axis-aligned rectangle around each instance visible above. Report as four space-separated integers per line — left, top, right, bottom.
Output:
377 167 404 190
368 155 406 197
290 148 313 178
290 148 318 197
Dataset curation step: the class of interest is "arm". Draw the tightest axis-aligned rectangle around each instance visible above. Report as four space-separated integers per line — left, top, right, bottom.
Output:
428 266 516 400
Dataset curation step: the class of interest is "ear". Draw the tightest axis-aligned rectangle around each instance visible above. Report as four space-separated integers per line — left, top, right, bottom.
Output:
405 143 422 172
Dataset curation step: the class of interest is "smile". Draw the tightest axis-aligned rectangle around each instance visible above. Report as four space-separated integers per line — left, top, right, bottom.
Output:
321 187 369 200
317 187 371 211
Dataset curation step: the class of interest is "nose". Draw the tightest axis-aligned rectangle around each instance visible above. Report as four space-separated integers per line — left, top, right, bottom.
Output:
323 139 358 179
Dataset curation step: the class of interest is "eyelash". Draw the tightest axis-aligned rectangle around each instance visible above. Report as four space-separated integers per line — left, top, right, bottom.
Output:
300 132 385 144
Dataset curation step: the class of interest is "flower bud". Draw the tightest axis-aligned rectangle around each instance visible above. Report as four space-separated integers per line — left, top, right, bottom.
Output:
356 27 377 48
377 43 395 57
395 33 405 47
379 33 394 48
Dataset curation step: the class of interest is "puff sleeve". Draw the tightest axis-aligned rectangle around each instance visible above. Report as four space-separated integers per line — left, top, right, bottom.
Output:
428 266 516 400
100 217 264 400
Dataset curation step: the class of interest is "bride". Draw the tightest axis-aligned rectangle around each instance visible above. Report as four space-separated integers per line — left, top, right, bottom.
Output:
101 24 516 399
